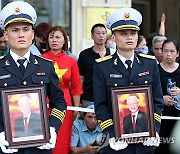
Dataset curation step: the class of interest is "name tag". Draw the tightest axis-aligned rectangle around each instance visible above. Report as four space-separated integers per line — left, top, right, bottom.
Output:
0 74 11 79
110 74 122 78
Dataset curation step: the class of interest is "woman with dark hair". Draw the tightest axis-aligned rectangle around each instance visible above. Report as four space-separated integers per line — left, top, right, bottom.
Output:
30 22 52 55
135 35 149 54
42 26 83 154
155 38 180 154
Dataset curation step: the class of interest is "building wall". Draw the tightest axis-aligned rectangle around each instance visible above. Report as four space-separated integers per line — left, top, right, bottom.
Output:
71 0 131 57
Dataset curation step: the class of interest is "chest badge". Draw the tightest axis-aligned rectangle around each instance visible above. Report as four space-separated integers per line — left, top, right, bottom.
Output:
138 71 149 76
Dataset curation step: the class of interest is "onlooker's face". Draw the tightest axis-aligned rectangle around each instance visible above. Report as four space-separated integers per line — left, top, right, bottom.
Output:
84 112 98 132
114 30 138 52
48 30 65 52
137 38 147 49
162 42 179 64
153 41 164 63
0 35 8 51
35 36 47 50
91 27 106 45
18 98 31 116
127 96 139 113
5 22 34 54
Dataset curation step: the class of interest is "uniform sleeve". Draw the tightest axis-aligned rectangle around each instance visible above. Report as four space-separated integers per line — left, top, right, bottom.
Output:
48 63 67 133
93 62 114 137
70 59 83 96
152 60 164 133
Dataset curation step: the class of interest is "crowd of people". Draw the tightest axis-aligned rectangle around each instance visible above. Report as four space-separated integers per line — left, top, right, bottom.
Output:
0 1 179 154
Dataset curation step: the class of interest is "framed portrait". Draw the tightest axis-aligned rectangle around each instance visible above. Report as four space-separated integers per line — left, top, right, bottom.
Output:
1 85 50 148
111 85 155 143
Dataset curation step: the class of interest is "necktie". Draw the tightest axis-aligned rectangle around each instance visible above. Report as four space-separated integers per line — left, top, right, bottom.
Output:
17 59 26 75
125 60 132 73
24 117 28 133
132 115 136 132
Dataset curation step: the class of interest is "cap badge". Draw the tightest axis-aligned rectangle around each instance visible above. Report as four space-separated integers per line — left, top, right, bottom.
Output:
123 13 131 20
14 7 21 14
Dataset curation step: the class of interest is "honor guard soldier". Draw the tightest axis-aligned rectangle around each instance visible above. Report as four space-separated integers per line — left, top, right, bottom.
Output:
93 8 164 154
0 1 66 154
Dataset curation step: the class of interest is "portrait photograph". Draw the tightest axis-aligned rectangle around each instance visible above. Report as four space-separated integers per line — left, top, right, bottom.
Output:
1 86 50 148
111 85 155 142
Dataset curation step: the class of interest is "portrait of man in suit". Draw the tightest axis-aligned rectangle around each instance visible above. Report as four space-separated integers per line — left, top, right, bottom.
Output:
123 95 148 134
14 95 42 138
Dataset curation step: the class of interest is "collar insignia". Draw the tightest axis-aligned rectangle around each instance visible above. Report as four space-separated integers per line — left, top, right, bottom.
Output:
114 58 118 65
34 59 38 64
5 60 10 66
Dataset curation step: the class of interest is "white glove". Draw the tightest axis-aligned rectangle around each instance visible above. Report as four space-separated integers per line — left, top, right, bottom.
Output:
37 127 57 150
0 132 18 153
109 137 128 151
143 132 160 147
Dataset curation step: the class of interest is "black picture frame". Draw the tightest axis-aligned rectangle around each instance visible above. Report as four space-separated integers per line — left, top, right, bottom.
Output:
1 85 50 148
111 85 155 143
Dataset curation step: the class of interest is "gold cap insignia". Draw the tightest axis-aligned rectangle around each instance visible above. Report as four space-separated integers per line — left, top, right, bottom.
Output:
14 7 21 14
123 13 131 20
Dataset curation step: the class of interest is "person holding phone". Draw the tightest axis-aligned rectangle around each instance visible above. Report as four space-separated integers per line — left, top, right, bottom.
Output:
70 102 101 154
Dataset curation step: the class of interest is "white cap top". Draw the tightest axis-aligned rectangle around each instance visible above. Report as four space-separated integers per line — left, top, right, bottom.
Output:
106 7 142 31
0 1 37 30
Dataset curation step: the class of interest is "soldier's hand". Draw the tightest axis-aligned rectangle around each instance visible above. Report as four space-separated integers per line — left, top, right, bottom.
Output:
0 132 18 153
109 137 128 151
37 127 57 150
143 132 160 147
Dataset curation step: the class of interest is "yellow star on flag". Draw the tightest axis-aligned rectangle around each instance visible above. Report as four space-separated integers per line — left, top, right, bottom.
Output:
54 62 68 84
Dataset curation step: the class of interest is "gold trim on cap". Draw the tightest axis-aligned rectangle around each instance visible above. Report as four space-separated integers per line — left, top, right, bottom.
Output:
4 18 34 28
112 25 140 31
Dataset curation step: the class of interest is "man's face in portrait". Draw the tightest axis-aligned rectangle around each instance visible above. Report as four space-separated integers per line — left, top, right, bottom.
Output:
126 95 139 113
18 96 32 116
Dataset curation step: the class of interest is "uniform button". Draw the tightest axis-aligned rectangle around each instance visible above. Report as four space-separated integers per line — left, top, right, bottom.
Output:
23 81 27 85
40 81 44 84
114 83 118 86
145 80 148 84
4 83 7 86
130 82 133 85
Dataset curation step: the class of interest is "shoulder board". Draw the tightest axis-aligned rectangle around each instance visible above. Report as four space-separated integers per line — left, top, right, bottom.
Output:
0 56 4 60
95 55 112 63
35 55 52 62
138 53 156 59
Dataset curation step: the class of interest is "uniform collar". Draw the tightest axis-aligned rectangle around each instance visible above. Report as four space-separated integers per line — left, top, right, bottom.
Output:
117 51 134 68
10 49 30 63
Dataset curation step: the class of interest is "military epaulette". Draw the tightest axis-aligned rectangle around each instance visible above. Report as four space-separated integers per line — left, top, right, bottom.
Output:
35 55 52 62
138 53 156 59
98 119 113 131
95 55 112 63
154 113 161 123
0 56 4 60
